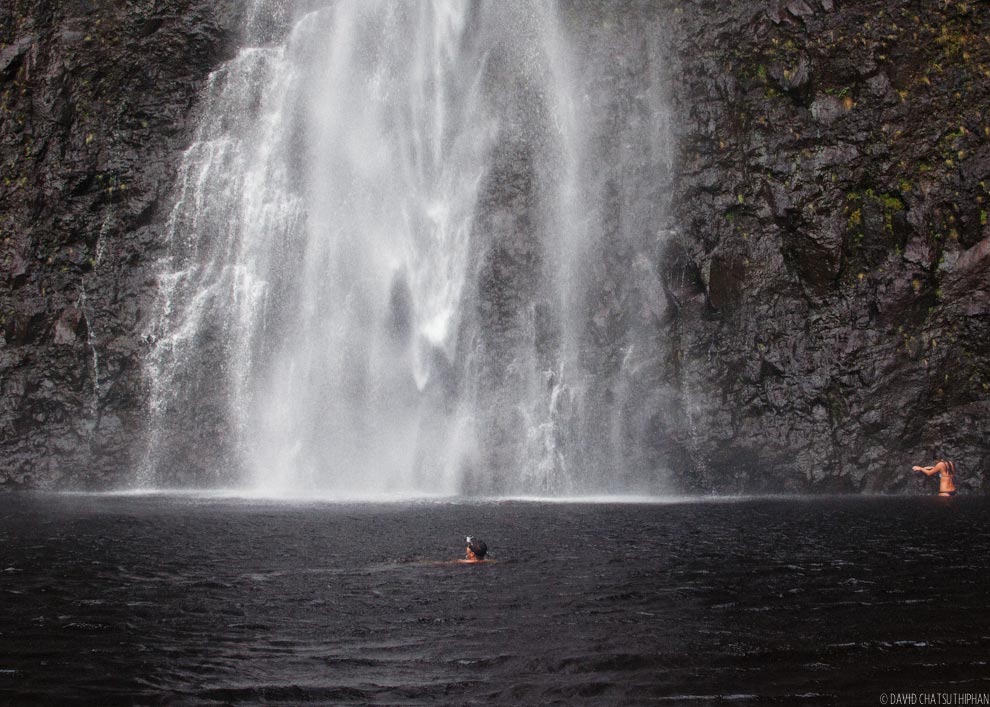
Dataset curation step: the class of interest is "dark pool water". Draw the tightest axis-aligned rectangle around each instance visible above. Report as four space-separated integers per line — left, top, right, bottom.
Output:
1 494 989 705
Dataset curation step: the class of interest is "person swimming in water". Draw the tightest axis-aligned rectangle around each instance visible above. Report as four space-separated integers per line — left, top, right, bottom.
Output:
913 455 958 497
461 536 488 563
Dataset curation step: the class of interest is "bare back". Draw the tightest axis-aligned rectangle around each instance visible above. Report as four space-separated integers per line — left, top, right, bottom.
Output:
936 460 957 495
913 459 958 496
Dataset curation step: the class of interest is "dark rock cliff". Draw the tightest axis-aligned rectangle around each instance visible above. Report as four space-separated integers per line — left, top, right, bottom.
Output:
0 0 986 492
660 0 990 493
0 0 239 488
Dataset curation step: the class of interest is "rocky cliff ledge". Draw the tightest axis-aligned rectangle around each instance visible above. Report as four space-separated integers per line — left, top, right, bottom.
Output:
1 1 986 492
660 0 989 492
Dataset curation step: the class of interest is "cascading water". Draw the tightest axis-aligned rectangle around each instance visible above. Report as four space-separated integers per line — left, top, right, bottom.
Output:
143 0 674 497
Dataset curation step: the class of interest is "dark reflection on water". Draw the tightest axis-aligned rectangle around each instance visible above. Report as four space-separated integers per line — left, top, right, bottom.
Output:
1 494 989 705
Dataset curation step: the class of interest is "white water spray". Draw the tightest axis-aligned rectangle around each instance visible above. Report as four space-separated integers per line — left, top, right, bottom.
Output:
144 1 673 497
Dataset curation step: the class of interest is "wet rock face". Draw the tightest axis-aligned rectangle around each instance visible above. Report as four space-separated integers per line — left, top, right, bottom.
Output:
1 0 987 494
661 0 990 493
0 1 239 488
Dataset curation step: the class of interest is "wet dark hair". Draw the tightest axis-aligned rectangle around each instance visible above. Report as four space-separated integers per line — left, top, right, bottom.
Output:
466 537 487 559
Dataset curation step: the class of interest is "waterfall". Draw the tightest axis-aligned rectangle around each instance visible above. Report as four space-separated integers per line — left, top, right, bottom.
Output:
143 0 674 497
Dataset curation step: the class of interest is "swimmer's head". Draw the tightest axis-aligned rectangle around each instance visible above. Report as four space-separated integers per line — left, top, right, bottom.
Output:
465 536 487 560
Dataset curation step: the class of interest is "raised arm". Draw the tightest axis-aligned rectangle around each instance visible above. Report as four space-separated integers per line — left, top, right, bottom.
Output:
913 465 939 477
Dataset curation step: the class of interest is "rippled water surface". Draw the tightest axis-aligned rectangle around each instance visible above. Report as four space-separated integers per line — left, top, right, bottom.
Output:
1 494 989 704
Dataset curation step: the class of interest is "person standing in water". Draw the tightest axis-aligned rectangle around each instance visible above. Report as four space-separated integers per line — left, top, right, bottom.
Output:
913 456 958 497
